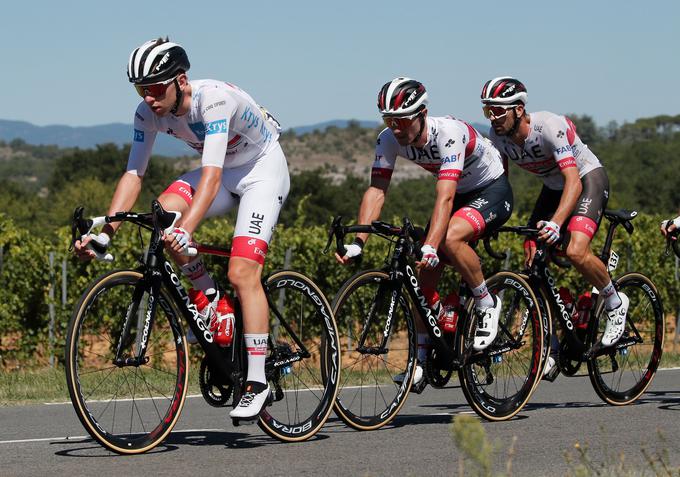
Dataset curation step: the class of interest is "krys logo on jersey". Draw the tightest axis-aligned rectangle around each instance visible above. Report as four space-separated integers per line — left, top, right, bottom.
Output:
206 119 228 135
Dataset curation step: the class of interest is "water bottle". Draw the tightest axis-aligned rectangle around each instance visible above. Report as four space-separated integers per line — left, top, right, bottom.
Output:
438 292 460 334
214 294 236 347
574 292 592 330
188 288 210 317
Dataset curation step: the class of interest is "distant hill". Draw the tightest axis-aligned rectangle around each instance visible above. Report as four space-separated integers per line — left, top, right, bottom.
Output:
0 118 490 157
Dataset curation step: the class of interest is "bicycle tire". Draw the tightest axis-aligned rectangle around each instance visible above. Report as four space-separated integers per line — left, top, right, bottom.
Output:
587 272 664 405
65 269 189 454
257 270 341 441
458 271 545 421
331 269 417 430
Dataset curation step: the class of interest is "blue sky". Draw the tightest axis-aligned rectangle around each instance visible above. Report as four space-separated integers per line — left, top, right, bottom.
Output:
3 0 678 129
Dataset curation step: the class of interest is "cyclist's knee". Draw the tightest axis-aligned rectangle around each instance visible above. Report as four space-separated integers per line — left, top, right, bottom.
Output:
158 192 190 213
228 258 262 290
566 239 590 267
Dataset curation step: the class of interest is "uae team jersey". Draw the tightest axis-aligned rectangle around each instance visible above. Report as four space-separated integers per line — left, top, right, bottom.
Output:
372 116 504 194
126 80 281 175
488 111 602 190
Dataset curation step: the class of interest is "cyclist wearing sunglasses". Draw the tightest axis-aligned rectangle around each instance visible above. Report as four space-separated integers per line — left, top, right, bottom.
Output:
74 37 289 419
337 77 513 386
480 76 628 354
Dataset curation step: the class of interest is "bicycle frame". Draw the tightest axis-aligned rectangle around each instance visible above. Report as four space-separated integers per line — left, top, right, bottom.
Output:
72 201 314 395
492 213 643 362
327 217 527 371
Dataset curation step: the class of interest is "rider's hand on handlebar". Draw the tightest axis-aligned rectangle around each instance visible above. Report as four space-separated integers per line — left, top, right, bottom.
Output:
537 220 561 244
660 217 680 238
335 239 364 265
523 238 537 268
164 226 194 255
417 244 440 270
74 232 111 262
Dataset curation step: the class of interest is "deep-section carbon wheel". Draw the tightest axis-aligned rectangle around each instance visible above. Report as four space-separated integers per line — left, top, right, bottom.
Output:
587 272 664 405
65 269 188 454
458 271 545 421
257 270 340 441
331 269 417 430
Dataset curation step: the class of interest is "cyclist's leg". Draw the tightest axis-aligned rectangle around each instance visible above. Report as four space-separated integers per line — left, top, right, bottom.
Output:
564 168 610 289
441 175 513 350
226 144 290 418
158 169 237 288
564 168 626 345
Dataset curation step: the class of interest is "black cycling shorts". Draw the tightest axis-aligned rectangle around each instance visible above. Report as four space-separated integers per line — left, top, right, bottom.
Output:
526 167 609 239
451 174 514 239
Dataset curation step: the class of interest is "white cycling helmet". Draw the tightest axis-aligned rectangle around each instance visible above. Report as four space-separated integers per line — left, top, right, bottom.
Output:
127 38 190 85
377 77 428 117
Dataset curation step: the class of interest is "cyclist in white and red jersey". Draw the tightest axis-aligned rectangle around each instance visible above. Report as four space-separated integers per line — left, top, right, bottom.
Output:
480 76 629 360
74 38 288 419
337 77 513 388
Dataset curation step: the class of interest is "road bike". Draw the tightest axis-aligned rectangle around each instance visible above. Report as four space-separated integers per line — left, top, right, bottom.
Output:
484 209 664 405
324 216 545 429
65 200 340 454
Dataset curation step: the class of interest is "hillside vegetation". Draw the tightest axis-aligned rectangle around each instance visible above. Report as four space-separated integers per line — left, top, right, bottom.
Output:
1 113 680 366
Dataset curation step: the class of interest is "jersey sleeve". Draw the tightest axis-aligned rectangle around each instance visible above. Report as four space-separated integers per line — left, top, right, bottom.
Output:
372 128 398 182
436 122 466 182
199 88 239 168
126 103 158 177
543 115 577 170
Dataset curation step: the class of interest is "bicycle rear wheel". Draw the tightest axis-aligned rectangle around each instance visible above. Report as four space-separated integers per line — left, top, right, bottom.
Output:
258 271 340 441
587 272 664 405
331 270 417 430
65 269 188 454
458 271 545 421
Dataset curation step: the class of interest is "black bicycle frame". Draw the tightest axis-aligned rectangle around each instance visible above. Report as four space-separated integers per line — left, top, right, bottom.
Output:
517 217 642 360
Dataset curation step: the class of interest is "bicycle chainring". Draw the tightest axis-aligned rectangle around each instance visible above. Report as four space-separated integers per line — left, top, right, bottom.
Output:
558 336 582 376
199 356 233 407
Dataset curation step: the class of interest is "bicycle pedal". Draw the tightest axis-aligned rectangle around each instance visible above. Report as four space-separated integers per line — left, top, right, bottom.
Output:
410 380 428 395
542 367 560 383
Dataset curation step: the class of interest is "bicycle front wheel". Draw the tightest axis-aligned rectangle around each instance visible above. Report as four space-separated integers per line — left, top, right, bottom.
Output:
258 270 340 441
458 271 545 421
587 272 664 405
331 269 417 430
65 269 189 454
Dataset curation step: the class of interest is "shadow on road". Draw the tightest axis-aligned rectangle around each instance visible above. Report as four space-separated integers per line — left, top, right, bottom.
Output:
52 428 331 457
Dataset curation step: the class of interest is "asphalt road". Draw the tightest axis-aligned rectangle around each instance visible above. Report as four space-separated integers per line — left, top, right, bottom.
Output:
1 368 679 476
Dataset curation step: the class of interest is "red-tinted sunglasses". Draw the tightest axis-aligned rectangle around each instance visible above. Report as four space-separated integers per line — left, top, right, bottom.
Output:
134 76 176 98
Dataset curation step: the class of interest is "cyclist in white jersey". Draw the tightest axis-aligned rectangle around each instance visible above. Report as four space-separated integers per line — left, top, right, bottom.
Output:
480 77 629 360
337 78 513 388
74 38 288 418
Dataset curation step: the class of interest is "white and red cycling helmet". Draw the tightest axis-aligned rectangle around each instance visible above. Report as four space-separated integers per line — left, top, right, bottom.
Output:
480 77 527 106
377 77 428 117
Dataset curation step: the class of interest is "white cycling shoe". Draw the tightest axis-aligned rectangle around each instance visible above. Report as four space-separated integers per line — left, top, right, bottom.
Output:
394 363 428 394
601 292 629 347
229 382 272 419
393 363 424 386
473 295 501 351
543 356 556 377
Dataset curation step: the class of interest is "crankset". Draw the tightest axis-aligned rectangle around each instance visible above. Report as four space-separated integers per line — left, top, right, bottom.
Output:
558 336 583 376
425 348 453 388
199 356 234 407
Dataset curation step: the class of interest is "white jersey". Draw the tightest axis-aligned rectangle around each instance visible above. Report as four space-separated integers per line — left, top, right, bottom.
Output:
372 116 505 194
488 111 602 190
126 80 281 175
